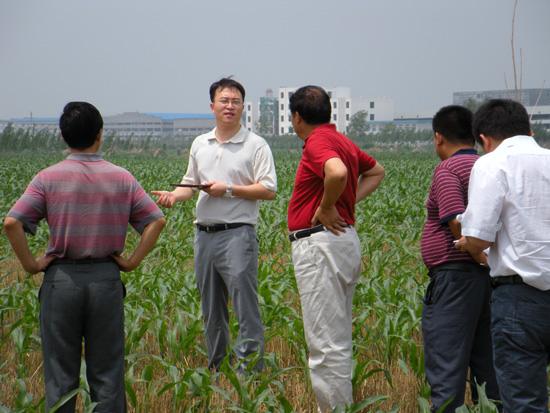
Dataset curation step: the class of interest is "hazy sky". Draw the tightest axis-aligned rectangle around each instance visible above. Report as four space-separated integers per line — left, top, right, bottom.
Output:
1 0 549 119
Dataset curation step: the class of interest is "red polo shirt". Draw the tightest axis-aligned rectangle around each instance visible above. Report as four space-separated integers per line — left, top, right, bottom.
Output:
288 124 376 231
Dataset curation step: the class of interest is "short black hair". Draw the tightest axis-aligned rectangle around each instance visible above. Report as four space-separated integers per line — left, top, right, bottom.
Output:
289 85 331 125
432 105 474 145
472 99 531 144
209 77 245 102
59 102 103 149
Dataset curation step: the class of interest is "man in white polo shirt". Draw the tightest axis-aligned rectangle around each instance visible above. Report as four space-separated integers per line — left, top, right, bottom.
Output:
456 99 550 412
153 78 277 370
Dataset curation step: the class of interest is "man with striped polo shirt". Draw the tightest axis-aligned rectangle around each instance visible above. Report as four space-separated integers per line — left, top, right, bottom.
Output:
4 101 165 412
287 85 385 412
420 105 500 412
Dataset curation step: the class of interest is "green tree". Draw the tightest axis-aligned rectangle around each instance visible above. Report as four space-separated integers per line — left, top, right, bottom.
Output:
346 110 369 139
463 98 484 113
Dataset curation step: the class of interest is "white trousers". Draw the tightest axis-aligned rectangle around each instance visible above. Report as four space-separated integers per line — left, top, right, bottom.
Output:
291 227 362 413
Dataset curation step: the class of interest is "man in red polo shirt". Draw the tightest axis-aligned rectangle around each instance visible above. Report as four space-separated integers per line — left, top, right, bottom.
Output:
287 85 385 412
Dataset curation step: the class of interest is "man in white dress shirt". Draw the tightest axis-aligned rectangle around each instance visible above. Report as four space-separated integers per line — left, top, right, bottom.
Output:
153 78 277 371
456 99 550 412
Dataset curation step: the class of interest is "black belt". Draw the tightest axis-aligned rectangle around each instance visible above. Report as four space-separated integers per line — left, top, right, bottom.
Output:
289 225 326 242
491 274 525 288
196 223 250 233
50 257 115 266
428 261 488 277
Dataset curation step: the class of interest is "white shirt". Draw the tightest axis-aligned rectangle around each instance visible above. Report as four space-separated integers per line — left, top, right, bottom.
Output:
181 126 277 225
460 135 550 290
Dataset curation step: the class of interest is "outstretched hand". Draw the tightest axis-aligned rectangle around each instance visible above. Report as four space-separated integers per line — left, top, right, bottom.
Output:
311 206 347 235
152 191 176 208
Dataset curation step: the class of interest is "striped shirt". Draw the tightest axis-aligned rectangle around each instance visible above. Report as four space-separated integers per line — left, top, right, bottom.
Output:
7 153 163 259
420 149 478 269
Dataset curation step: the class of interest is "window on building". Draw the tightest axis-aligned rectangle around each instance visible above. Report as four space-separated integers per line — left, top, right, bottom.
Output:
281 115 284 122
346 101 350 109
281 127 284 134
247 116 251 122
333 101 337 109
280 103 284 110
328 91 332 98
280 92 284 98
289 126 294 134
333 114 337 121
346 114 350 121
247 105 251 111
370 101 375 109
370 114 375 121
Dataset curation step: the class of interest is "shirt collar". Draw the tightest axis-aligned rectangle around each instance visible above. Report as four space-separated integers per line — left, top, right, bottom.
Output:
494 135 536 152
66 152 103 161
451 148 477 157
304 123 336 143
208 126 247 143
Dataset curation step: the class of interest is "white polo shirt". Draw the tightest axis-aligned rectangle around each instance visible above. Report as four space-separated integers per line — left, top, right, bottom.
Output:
460 135 550 290
181 126 277 225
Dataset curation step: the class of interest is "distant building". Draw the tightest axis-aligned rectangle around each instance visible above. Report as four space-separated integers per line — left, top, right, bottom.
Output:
105 112 215 137
453 88 550 107
256 89 278 136
4 112 216 138
6 116 59 134
351 97 394 123
243 102 256 132
278 86 352 134
453 88 550 130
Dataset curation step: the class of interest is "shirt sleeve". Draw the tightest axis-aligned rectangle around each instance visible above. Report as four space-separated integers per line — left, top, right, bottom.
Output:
433 166 465 224
129 179 164 234
6 175 46 235
304 137 340 178
358 149 377 173
253 142 277 192
460 159 506 242
180 145 199 185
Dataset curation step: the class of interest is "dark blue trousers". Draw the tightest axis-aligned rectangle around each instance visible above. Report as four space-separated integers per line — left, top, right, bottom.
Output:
40 261 127 413
422 262 500 412
492 283 550 413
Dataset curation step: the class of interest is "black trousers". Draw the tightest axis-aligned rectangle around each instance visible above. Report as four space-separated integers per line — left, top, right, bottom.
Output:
422 262 501 412
492 283 550 413
40 261 126 413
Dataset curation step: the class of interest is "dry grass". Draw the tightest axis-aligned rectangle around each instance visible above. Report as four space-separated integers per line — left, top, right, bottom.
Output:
1 258 422 412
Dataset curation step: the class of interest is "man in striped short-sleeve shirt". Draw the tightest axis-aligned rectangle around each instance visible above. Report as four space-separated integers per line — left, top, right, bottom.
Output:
4 102 165 412
420 105 500 412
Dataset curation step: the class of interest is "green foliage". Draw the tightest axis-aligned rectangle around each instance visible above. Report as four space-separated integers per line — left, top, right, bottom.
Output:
347 110 369 139
0 151 507 411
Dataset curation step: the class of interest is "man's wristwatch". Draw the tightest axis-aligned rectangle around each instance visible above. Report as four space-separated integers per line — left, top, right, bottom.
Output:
225 183 233 198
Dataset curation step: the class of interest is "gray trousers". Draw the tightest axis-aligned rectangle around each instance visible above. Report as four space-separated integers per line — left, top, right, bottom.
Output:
40 261 126 413
194 225 264 370
422 262 500 412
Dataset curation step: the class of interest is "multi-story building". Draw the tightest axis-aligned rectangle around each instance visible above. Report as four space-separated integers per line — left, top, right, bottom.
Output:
243 102 256 132
256 89 278 136
453 88 550 130
453 88 550 107
278 86 352 135
351 97 394 123
276 87 395 135
4 112 216 138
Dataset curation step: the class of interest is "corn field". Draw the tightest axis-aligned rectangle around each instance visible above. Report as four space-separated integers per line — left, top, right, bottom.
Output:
0 151 500 412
